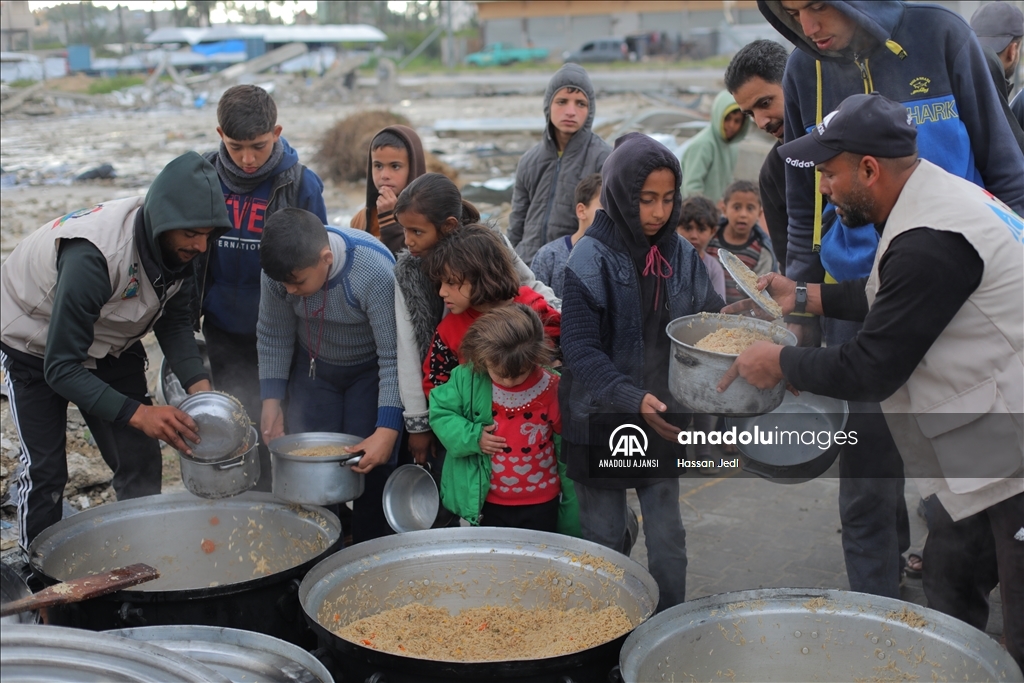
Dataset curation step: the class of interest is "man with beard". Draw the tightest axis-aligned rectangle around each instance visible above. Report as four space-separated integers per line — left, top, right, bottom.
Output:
720 93 1023 671
0 152 233 551
970 2 1024 152
725 39 791 273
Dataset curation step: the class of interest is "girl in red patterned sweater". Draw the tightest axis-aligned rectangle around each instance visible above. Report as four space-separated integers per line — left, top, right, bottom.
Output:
421 224 561 397
429 304 563 531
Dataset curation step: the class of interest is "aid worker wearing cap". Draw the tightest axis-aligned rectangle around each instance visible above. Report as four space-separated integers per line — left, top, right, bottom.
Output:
719 93 1023 670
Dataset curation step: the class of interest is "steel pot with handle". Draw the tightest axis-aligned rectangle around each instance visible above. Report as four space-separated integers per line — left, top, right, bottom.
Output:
382 464 456 533
269 433 365 505
667 314 796 416
179 427 260 499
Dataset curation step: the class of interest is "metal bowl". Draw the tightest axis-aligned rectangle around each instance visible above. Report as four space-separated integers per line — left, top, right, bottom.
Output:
108 625 334 683
724 391 849 484
667 314 797 416
619 588 1023 682
177 392 251 462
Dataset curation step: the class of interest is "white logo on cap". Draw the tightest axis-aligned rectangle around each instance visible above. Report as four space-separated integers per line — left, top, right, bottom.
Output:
786 157 816 168
816 110 840 135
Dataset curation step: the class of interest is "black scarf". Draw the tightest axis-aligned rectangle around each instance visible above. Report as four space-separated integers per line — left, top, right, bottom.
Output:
213 139 284 194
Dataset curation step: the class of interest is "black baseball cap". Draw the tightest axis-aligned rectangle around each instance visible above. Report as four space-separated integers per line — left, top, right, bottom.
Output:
778 93 917 169
970 2 1024 53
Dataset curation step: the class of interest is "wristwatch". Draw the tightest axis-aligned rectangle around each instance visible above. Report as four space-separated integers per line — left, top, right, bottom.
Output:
794 282 808 315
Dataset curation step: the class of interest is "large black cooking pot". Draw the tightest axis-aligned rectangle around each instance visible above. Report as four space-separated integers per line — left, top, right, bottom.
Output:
299 527 659 683
27 492 341 648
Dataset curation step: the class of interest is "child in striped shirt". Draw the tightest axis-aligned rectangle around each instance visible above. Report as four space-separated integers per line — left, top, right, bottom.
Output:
705 180 778 304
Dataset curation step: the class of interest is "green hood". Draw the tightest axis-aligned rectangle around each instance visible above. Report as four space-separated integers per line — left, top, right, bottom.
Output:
710 89 750 143
679 90 750 201
143 151 232 276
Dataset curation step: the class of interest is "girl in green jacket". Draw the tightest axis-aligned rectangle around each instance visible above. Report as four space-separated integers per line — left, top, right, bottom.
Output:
428 304 579 535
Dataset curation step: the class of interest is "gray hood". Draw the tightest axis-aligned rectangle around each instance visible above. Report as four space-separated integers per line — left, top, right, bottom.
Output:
543 63 598 138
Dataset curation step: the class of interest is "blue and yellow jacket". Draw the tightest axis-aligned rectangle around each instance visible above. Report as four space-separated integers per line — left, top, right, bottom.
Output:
759 0 1024 284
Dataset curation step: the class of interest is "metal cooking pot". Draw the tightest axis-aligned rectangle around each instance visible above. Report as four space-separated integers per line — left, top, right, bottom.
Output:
724 391 848 484
158 338 210 408
179 427 260 499
1 562 37 625
1 623 231 682
667 314 797 416
299 527 658 682
108 625 334 683
27 492 341 648
382 464 456 533
619 588 1024 682
269 433 365 505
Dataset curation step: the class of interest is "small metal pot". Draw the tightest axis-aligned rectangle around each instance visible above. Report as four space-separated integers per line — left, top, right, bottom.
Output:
269 433 365 506
667 314 797 416
179 427 260 499
382 464 456 533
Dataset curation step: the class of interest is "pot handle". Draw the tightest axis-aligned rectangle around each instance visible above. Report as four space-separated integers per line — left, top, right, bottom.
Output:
118 601 147 626
607 665 624 683
340 451 365 467
215 456 246 471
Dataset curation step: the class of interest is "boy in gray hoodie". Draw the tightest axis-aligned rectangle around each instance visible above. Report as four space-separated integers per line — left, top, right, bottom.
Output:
508 64 612 266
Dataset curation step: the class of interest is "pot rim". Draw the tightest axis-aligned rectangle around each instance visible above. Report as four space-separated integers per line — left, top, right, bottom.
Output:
269 432 365 462
28 493 342 600
666 313 796 359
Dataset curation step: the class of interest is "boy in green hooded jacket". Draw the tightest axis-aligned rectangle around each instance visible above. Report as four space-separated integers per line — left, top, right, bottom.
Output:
680 90 751 202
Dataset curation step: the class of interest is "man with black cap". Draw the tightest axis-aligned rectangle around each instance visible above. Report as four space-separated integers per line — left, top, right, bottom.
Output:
971 1 1024 151
720 93 1023 670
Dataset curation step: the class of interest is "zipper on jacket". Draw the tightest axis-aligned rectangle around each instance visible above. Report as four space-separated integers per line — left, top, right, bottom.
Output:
539 156 562 246
853 54 873 94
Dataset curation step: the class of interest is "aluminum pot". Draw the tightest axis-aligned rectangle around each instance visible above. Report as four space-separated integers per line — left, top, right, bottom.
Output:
619 588 1024 683
1 623 231 682
299 527 659 682
382 464 456 533
269 433 365 506
667 314 797 416
1 562 37 625
27 492 341 648
108 625 334 683
179 427 260 499
177 392 251 462
724 391 849 484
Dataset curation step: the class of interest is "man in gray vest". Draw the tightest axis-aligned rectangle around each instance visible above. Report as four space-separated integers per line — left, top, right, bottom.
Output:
0 151 233 551
720 93 1023 670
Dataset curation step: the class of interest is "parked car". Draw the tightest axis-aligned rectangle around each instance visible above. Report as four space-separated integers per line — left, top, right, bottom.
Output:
563 38 634 63
465 43 549 66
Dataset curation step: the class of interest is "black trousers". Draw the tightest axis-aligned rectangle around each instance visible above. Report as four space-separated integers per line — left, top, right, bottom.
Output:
201 320 271 491
481 497 559 533
923 492 1024 671
1 342 161 551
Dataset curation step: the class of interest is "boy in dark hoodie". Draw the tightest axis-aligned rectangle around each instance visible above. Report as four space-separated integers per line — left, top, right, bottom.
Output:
202 84 327 489
759 0 1024 602
350 125 427 256
0 152 232 550
508 64 612 266
560 133 725 611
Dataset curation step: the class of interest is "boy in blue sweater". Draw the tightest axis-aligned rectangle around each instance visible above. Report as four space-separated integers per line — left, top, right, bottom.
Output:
202 84 327 490
257 209 400 543
560 133 724 611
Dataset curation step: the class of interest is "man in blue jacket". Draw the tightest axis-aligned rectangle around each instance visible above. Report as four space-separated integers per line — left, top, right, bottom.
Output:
757 0 1024 600
202 84 328 488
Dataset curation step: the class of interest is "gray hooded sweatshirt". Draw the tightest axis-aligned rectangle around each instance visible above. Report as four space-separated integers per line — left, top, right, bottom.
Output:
507 64 612 265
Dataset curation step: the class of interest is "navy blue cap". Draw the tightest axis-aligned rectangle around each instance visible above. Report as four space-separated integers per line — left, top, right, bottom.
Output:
778 93 917 168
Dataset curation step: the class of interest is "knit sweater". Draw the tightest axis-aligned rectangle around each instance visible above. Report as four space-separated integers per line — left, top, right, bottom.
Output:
530 235 574 298
257 227 402 431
